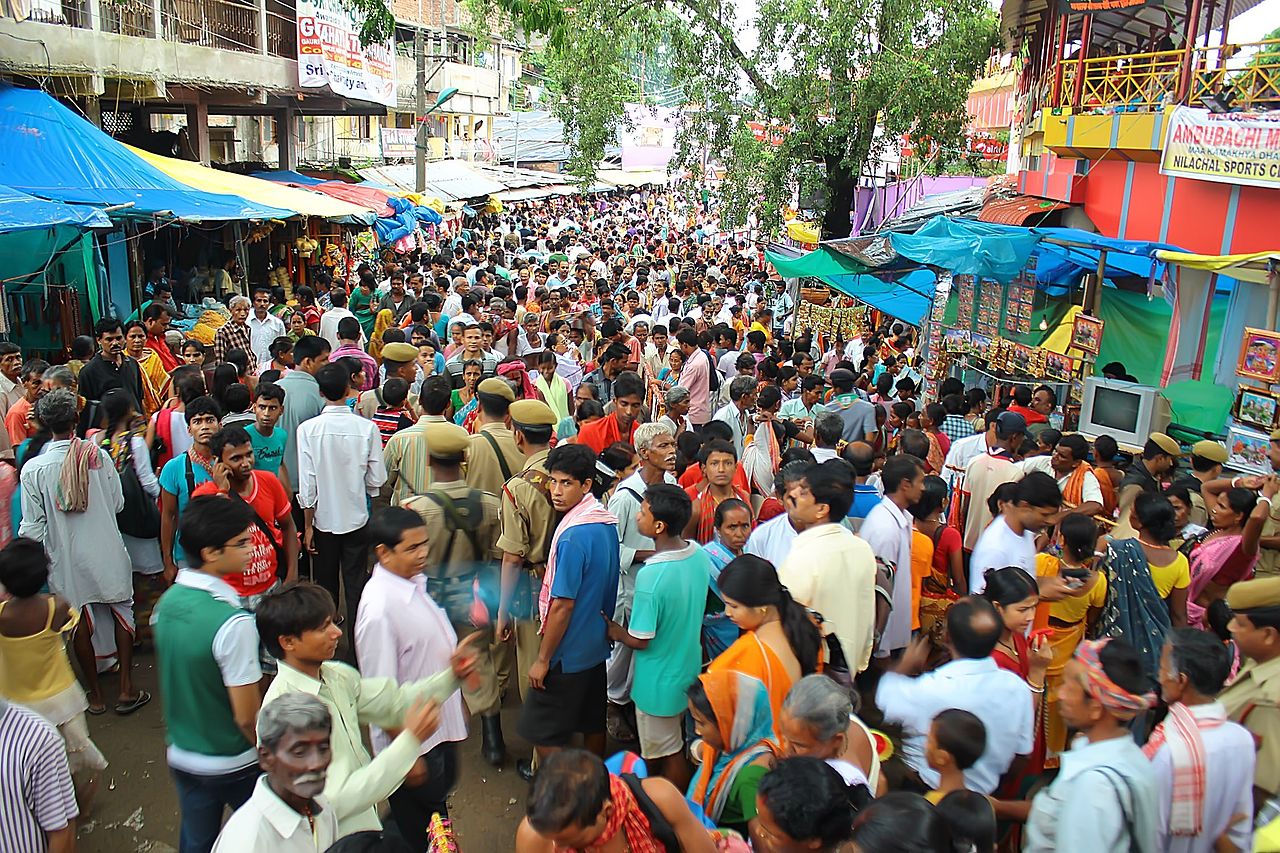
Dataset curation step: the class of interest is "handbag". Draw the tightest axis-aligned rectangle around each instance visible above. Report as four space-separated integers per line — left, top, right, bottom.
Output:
822 631 858 701
114 438 160 539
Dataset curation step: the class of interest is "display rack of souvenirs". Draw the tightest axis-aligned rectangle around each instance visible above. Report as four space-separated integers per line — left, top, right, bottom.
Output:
955 275 975 328
795 300 869 342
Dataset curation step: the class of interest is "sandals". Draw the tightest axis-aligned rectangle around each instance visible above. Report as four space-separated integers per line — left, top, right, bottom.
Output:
114 690 151 716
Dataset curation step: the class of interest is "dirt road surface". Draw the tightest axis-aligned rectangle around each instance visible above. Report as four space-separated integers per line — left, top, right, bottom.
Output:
76 648 533 852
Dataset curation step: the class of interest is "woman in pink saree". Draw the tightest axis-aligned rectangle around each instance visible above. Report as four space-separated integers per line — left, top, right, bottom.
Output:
1185 479 1275 627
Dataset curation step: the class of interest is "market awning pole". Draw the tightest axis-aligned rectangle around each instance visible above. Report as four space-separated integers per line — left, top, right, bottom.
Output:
1267 263 1279 331
1094 248 1107 314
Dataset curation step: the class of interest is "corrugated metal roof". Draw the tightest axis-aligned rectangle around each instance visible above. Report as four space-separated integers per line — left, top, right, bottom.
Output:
977 195 1069 225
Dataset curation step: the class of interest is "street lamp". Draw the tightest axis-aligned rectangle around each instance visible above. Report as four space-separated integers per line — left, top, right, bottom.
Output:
431 87 459 113
415 46 461 192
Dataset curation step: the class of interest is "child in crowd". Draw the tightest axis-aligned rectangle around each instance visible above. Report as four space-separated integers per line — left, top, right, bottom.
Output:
0 537 108 810
370 377 415 447
924 708 986 804
248 382 288 487
220 383 255 428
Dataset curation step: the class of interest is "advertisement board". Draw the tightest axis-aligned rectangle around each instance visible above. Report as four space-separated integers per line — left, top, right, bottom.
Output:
296 0 397 108
1160 106 1280 190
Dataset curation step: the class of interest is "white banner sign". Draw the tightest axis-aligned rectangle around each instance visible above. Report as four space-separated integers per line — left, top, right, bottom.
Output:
1160 106 1280 190
296 0 397 108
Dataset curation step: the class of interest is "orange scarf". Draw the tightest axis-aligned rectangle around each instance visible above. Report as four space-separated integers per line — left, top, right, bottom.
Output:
555 775 663 853
1062 461 1098 510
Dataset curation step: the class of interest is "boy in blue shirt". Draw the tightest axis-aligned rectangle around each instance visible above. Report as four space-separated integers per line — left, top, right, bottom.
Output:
606 483 709 789
158 395 221 583
517 444 620 780
248 382 289 490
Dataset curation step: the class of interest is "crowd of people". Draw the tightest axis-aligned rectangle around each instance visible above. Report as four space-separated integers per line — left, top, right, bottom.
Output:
1 187 1280 853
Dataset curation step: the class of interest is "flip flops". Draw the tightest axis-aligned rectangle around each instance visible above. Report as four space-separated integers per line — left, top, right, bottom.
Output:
114 690 152 716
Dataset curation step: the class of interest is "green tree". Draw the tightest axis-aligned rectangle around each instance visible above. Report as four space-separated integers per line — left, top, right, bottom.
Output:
457 0 998 238
1250 25 1280 67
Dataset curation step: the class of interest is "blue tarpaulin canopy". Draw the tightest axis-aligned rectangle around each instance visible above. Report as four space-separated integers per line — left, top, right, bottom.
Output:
0 86 293 222
767 216 1204 325
251 170 325 186
0 184 110 233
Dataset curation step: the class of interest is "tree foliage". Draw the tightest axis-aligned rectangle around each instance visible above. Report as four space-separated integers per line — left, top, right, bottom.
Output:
464 0 999 238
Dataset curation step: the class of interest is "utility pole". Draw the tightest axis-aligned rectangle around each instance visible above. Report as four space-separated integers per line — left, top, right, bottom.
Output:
512 108 520 171
415 25 427 193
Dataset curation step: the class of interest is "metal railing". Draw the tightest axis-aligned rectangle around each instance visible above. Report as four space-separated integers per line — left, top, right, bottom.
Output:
161 0 259 53
101 0 155 37
1055 40 1280 110
25 0 89 28
265 0 296 59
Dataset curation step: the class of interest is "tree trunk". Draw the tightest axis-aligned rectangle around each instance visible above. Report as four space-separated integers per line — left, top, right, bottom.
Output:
822 154 856 239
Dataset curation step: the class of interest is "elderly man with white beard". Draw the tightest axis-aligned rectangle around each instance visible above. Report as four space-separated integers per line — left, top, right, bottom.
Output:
212 693 338 853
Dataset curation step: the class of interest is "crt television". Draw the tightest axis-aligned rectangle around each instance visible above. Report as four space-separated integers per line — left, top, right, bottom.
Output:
1077 377 1172 448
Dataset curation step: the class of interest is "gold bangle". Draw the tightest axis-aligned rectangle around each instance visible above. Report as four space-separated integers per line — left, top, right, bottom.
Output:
1028 681 1045 690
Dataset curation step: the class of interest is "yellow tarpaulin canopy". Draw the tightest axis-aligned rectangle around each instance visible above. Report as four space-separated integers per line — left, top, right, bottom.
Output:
1155 250 1280 285
128 147 377 223
786 220 820 244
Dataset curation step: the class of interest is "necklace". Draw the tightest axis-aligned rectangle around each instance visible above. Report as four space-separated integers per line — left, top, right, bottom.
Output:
1136 537 1171 550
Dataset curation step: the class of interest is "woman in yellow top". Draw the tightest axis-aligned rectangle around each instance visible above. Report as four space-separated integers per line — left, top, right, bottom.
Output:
709 555 822 733
1130 492 1190 627
368 308 396 363
0 538 108 810
1034 514 1108 766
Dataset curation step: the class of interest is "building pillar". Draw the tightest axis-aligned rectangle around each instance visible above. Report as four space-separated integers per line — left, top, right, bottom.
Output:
150 0 161 38
83 96 102 129
256 0 267 53
185 100 211 164
86 0 101 31
277 108 296 169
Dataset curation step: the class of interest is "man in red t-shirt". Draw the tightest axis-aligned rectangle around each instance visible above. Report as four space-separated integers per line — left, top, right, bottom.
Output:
193 424 299 601
576 370 645 455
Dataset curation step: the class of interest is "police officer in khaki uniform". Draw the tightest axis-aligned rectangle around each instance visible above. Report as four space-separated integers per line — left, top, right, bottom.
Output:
466 377 525 496
494 401 558 698
402 421 508 766
1258 431 1280 578
1221 575 1280 811
1171 439 1228 528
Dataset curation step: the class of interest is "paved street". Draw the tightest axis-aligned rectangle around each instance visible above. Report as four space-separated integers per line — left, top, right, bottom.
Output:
77 648 530 852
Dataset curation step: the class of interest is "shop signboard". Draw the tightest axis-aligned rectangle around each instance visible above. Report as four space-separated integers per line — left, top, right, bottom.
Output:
1161 107 1280 190
380 128 415 159
297 0 397 108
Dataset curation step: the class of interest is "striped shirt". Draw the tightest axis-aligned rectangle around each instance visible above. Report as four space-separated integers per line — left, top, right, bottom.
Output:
383 415 448 506
0 703 78 852
940 413 975 443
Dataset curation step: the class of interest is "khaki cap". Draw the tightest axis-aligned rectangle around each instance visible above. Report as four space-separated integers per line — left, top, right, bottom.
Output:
1149 432 1182 457
380 342 419 364
1190 440 1228 464
1270 429 1280 442
510 399 558 427
423 422 471 457
1226 576 1280 612
477 377 515 402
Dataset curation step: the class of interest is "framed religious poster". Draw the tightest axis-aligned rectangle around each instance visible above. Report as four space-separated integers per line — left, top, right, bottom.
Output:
1238 328 1280 384
1235 387 1280 430
1070 314 1104 355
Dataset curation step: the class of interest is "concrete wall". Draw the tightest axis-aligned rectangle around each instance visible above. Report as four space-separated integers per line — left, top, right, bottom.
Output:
0 18 297 91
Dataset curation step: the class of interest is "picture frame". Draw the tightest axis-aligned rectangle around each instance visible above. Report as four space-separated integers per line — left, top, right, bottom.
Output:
1070 314 1104 355
1238 327 1280 383
1227 424 1273 476
1235 387 1280 430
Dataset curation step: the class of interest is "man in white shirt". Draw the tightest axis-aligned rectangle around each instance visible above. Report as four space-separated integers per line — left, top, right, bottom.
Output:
960 411 1026 551
876 597 1034 793
318 289 362 350
213 693 339 853
712 376 757 457
1017 433 1105 520
969 471 1061 593
941 410 998 491
860 454 924 655
296 362 387 635
356 508 470 844
247 287 287 364
1146 628 1255 853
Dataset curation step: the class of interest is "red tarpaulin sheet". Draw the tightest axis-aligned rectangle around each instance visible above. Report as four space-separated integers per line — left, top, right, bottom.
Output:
311 182 395 217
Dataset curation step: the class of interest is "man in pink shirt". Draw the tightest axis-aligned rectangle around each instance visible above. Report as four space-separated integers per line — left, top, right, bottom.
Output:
675 328 713 428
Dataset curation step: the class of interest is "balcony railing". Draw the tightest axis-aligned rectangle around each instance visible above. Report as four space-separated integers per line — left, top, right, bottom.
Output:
17 0 297 59
1055 40 1280 111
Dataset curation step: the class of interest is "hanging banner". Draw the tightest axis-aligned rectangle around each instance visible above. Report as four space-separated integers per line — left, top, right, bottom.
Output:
296 0 397 108
1058 0 1151 12
1160 106 1280 190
